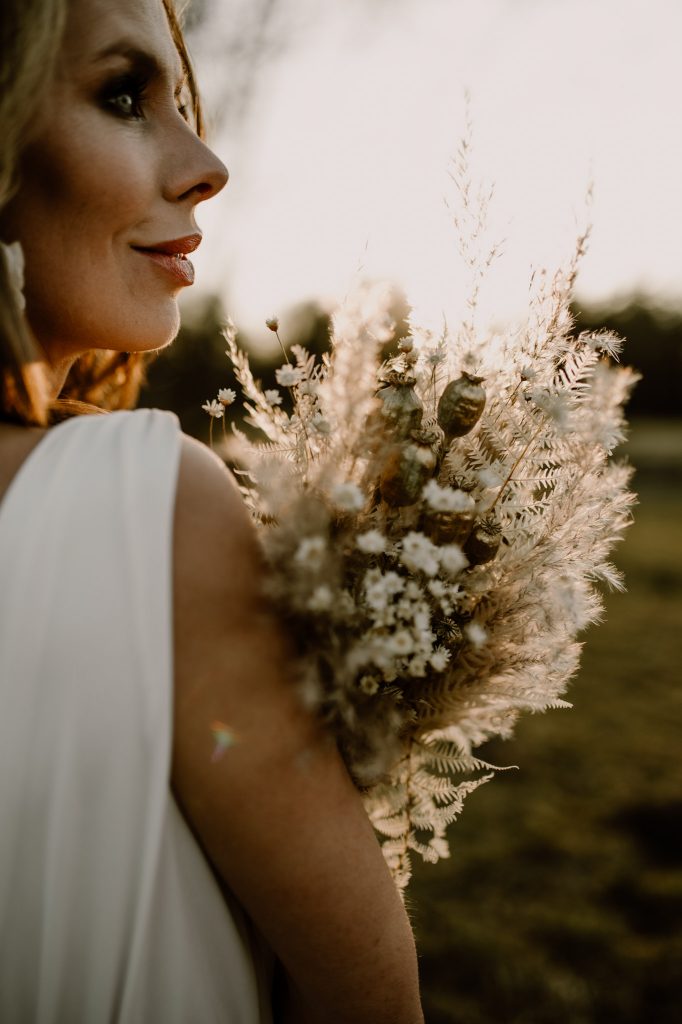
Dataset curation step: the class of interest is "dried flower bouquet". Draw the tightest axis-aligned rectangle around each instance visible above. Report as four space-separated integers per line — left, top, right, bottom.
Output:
204 164 638 891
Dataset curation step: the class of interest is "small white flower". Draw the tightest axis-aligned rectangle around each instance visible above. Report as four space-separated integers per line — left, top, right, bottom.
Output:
429 648 450 672
299 380 319 397
218 388 237 406
308 585 333 611
427 579 447 599
438 544 469 577
275 365 303 387
359 674 379 695
464 622 488 648
389 630 414 656
476 467 504 489
202 399 224 418
356 530 386 555
400 532 439 577
414 608 432 633
0 241 26 311
520 364 537 381
264 389 282 406
364 569 404 611
422 480 476 514
332 482 364 512
382 571 405 596
409 656 428 677
295 536 326 566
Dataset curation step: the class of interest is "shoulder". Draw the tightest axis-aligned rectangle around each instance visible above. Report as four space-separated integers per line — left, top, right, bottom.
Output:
174 432 248 531
173 432 259 604
171 433 279 724
170 433 326 829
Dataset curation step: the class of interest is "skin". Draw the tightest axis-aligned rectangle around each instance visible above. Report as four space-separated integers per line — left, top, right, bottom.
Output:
0 1 425 1020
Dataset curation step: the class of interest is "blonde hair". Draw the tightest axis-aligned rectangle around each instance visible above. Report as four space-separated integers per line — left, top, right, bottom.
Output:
0 0 204 426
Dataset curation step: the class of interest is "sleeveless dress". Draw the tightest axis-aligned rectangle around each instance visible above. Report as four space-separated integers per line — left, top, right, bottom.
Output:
0 409 273 1023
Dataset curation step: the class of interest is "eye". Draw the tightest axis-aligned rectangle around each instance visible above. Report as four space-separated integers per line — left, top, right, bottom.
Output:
102 73 148 120
110 91 142 118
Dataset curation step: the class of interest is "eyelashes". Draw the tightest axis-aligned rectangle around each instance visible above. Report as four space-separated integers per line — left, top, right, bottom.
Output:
101 71 150 120
100 71 190 123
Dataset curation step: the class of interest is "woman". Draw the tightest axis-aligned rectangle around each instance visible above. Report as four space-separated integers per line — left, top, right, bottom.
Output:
0 0 424 1021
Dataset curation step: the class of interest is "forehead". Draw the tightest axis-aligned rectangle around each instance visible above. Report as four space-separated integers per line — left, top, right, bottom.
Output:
62 0 183 81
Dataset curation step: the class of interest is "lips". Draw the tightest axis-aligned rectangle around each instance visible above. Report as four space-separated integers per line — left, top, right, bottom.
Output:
135 233 203 256
132 233 202 287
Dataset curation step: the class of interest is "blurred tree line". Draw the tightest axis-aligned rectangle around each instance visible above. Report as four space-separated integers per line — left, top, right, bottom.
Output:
138 293 681 442
571 299 682 418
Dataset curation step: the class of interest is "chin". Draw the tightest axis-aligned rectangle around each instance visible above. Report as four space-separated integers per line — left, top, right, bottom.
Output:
104 300 181 354
27 291 182 361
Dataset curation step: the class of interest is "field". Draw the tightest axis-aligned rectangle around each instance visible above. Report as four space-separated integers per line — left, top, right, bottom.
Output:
409 419 682 1024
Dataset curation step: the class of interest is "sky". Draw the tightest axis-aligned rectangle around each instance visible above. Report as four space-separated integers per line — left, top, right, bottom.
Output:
184 0 682 341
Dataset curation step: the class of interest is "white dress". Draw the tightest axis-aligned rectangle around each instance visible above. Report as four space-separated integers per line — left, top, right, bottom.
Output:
0 409 273 1023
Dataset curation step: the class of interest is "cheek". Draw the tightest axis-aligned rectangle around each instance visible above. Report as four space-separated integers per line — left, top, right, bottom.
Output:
23 121 152 254
9 119 177 355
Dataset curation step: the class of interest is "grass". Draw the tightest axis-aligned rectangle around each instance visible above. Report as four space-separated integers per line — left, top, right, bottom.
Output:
408 418 682 1024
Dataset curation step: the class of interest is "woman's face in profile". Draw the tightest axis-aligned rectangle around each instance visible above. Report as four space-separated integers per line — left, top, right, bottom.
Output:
1 0 228 364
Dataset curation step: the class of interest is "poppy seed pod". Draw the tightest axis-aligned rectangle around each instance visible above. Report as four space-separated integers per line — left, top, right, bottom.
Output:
437 372 486 440
439 619 464 650
380 440 437 507
424 507 476 545
376 381 423 439
463 517 502 566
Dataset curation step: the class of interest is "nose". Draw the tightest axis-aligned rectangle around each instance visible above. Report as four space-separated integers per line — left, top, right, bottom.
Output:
166 131 229 206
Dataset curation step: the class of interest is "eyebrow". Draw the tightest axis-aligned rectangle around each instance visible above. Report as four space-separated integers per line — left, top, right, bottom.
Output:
92 42 187 94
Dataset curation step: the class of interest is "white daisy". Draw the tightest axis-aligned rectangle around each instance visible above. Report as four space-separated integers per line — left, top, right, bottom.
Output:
332 482 364 512
422 480 476 513
356 530 386 555
400 532 439 577
202 399 224 418
275 365 303 387
438 544 469 577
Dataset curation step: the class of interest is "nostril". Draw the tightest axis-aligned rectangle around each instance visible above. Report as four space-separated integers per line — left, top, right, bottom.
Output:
172 149 228 204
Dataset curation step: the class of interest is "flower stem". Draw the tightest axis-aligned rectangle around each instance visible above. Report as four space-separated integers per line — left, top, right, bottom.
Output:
275 330 291 366
487 419 544 513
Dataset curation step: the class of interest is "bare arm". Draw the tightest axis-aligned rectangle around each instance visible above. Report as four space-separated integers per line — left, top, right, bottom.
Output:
170 436 424 1024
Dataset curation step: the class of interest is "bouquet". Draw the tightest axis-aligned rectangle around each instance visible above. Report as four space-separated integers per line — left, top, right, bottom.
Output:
203 152 638 891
